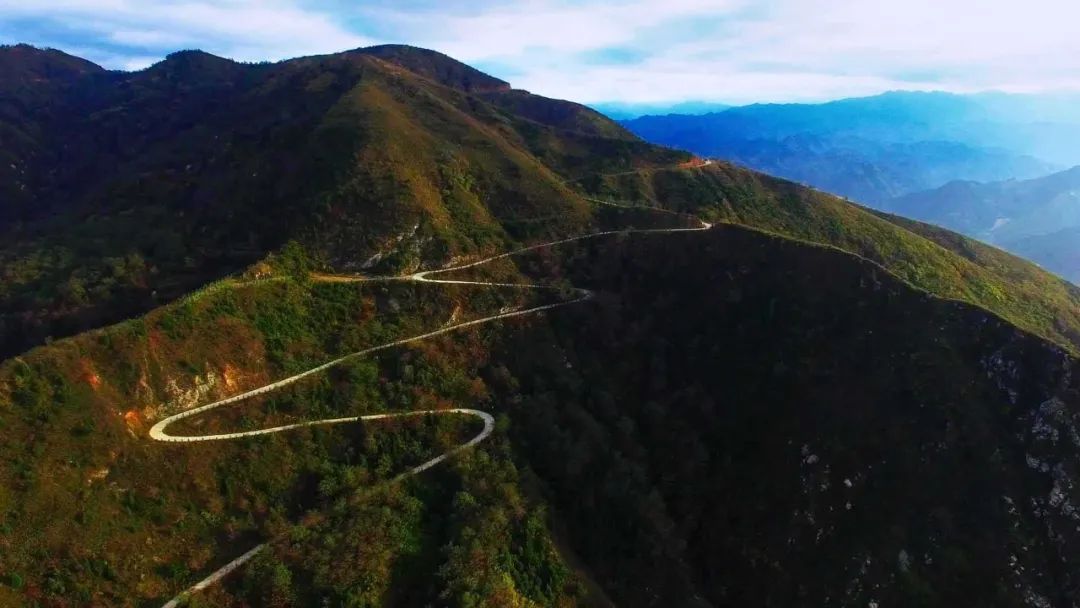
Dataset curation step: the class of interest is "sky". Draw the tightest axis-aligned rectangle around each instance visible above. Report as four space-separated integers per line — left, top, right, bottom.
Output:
3 0 1080 105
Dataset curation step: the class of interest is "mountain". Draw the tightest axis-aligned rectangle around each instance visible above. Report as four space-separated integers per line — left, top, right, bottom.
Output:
507 224 1080 607
951 92 1080 166
885 167 1080 283
1007 228 1080 284
618 91 1068 204
589 101 732 120
5 44 1080 607
0 43 671 359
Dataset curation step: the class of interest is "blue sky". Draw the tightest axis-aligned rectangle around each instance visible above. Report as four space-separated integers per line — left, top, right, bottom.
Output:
3 0 1079 105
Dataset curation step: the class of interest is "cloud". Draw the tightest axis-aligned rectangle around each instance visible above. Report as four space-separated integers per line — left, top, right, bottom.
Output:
0 0 375 67
4 0 1080 103
359 0 1080 103
517 61 951 105
366 0 739 60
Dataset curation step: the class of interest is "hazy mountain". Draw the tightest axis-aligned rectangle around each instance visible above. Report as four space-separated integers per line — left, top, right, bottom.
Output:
589 100 732 120
6 44 1080 608
955 92 1080 165
885 166 1080 283
619 91 1074 203
1006 227 1080 284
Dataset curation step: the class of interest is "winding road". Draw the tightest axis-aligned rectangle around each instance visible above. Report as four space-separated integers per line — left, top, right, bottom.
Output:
154 195 711 607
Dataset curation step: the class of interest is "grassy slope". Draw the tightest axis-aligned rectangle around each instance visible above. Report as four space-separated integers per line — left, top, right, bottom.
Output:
571 161 1080 354
870 211 1080 344
0 245 582 605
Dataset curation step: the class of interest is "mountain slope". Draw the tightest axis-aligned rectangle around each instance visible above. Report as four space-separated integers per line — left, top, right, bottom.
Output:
503 224 1080 607
883 167 1080 283
0 44 685 358
350 44 512 93
354 45 634 139
7 43 1080 360
0 45 107 217
571 161 1080 352
4 215 1080 606
7 44 1080 608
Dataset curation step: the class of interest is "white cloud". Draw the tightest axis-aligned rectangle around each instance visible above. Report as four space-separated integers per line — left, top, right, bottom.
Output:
0 0 375 66
517 62 953 105
4 0 1080 102
363 0 1080 103
370 0 741 60
704 0 1080 80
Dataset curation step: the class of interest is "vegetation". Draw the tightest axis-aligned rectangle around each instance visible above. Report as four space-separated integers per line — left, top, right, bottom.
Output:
882 166 1080 284
492 226 1080 606
4 42 1080 608
571 161 1080 353
0 44 596 358
0 254 581 606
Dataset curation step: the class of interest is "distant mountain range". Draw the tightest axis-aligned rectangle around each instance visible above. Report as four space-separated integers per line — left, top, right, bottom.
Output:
884 166 1080 283
617 91 1080 204
1006 227 1080 284
590 100 731 120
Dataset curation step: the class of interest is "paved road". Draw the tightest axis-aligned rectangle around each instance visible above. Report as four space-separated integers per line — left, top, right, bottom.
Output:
155 196 710 607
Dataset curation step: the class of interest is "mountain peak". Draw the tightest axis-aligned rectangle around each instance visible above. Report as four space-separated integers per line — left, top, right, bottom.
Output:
158 49 239 70
162 49 230 62
351 44 511 93
139 49 244 82
0 43 104 85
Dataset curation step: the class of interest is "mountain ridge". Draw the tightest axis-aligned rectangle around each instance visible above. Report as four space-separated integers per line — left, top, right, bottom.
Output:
6 43 1080 607
0 43 674 357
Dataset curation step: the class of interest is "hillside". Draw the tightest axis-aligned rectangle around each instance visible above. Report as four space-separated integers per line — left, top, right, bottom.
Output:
0 44 683 358
619 92 1062 204
5 44 1080 607
884 167 1080 283
506 225 1080 607
4 216 1080 606
570 161 1080 352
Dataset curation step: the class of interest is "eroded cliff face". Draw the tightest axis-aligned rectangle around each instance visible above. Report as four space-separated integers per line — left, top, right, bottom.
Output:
103 320 270 436
138 362 263 422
